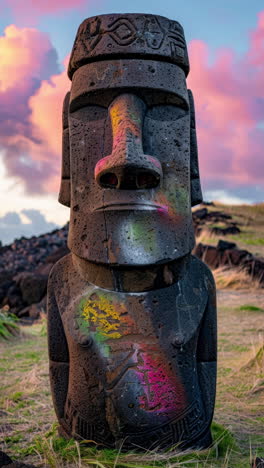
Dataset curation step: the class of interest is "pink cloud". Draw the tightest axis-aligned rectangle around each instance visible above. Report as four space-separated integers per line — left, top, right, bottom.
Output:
0 25 58 92
187 10 264 189
0 25 63 193
28 57 70 193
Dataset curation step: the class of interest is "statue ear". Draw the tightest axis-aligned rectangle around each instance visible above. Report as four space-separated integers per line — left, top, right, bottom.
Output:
188 89 203 206
58 92 71 207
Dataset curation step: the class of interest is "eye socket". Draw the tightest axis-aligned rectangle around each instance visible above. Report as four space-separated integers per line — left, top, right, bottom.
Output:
146 104 188 122
70 105 107 122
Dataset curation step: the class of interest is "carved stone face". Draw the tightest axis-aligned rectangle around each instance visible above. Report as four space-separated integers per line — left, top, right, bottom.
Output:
65 58 198 265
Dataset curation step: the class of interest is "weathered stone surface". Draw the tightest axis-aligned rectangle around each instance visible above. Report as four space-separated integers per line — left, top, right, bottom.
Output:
68 14 190 79
67 74 195 265
47 12 217 451
252 457 264 468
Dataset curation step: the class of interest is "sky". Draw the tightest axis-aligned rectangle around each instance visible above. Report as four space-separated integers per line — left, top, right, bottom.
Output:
0 0 264 244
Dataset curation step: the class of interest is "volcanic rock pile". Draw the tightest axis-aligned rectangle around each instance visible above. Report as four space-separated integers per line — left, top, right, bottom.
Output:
0 225 69 320
192 206 241 236
193 240 264 285
192 207 264 285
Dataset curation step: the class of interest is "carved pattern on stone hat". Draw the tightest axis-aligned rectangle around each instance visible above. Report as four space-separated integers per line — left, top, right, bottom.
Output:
68 13 189 79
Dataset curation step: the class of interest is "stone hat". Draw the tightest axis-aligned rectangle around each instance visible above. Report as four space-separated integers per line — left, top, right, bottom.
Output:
68 13 189 79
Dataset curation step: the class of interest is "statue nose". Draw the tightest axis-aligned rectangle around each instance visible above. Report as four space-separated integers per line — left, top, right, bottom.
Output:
95 143 162 190
94 94 163 190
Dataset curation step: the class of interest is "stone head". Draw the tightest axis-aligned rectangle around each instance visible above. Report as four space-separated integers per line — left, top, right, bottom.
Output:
59 13 202 266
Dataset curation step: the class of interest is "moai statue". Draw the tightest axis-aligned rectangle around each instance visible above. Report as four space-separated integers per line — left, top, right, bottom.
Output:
48 14 217 451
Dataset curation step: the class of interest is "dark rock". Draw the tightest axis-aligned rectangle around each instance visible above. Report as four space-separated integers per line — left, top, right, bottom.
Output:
244 258 264 284
192 243 205 258
5 284 24 309
0 225 68 280
211 225 240 236
208 211 232 220
227 249 251 266
194 241 264 286
16 305 31 318
193 208 208 220
201 245 220 269
17 294 47 319
19 273 48 305
30 295 47 318
217 240 237 251
0 280 14 303
28 304 41 320
0 224 69 317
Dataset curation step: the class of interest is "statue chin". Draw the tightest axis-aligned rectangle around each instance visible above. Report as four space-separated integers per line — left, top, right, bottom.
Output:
68 209 195 266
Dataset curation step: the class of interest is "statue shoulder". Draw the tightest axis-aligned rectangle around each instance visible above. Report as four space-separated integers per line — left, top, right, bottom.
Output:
48 253 73 285
190 254 216 292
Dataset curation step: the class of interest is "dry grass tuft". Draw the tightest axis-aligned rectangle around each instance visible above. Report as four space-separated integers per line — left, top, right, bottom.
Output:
212 201 264 218
241 345 264 372
213 266 262 290
195 229 218 246
249 378 264 395
20 366 42 389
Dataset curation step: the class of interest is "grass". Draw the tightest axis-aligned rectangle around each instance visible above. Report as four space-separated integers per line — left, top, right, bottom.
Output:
213 267 262 290
1 290 264 467
0 307 19 340
15 421 238 468
239 305 263 312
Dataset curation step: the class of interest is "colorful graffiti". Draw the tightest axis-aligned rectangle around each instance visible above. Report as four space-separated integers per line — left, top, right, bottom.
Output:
136 346 186 413
76 290 186 415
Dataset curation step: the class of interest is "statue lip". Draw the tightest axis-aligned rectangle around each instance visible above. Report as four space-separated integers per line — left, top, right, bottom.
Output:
95 202 168 212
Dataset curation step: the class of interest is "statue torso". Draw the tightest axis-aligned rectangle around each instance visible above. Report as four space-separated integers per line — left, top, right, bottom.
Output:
52 254 212 449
